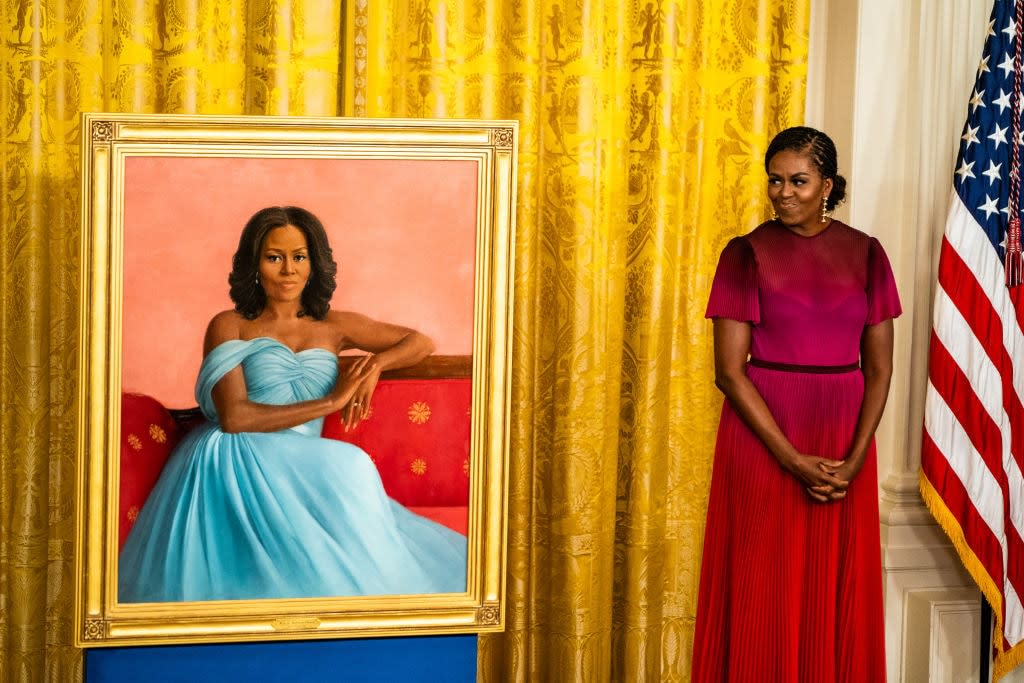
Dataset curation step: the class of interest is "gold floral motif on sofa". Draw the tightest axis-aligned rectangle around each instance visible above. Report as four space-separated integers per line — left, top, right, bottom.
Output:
148 424 167 443
407 401 431 424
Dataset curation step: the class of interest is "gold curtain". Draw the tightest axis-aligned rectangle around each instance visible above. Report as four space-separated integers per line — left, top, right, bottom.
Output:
1 0 807 679
0 1 346 678
353 1 809 680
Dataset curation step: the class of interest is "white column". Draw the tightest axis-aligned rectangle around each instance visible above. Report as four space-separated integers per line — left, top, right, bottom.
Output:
805 0 1023 680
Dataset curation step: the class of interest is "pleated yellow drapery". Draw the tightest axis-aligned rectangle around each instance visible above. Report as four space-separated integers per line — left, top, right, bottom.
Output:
352 1 809 679
1 0 807 679
0 1 346 678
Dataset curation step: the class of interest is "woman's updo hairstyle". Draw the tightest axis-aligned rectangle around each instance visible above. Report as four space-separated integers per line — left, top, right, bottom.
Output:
764 126 847 211
228 206 338 320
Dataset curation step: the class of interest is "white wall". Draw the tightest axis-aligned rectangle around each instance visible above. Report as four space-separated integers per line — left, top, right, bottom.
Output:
806 0 1023 680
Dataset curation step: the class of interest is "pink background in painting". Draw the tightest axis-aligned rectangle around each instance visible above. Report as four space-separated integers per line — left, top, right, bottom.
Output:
122 156 478 407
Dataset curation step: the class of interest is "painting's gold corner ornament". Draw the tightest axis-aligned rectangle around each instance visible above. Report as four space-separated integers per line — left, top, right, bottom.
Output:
92 121 114 142
83 619 107 640
477 603 500 625
491 128 515 150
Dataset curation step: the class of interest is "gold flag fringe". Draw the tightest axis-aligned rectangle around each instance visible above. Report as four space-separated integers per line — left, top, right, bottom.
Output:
919 471 1024 679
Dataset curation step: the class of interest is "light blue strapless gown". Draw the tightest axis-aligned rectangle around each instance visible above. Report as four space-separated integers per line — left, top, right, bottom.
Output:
118 337 467 602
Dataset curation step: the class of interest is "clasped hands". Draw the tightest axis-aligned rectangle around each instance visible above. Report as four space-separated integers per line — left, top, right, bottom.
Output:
784 454 860 503
329 354 381 431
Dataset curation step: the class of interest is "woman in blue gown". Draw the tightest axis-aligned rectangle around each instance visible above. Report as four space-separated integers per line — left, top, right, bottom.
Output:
118 206 467 602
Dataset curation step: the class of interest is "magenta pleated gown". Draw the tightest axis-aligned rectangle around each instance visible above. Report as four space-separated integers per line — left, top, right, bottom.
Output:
691 220 902 682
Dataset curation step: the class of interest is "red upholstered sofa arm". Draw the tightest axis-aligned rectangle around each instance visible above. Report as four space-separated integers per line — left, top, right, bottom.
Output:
118 393 184 550
321 356 472 534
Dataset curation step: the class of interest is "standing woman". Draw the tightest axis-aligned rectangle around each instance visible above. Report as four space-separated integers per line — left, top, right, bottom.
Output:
691 127 901 681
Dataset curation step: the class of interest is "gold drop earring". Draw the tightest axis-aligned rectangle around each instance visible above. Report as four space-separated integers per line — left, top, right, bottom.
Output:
820 196 829 223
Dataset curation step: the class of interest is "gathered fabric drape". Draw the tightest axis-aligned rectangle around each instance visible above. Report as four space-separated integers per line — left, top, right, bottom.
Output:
1 1 806 679
353 1 809 680
0 1 345 678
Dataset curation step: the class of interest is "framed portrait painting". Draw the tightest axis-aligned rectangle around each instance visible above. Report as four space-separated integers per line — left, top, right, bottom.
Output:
74 114 516 646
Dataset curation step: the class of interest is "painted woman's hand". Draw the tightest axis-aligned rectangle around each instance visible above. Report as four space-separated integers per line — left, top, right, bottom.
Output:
330 355 374 413
341 355 381 432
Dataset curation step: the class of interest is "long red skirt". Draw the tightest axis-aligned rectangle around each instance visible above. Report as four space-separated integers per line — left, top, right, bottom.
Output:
691 365 886 682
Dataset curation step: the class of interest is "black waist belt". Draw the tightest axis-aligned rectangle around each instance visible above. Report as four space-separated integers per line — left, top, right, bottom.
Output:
747 357 860 374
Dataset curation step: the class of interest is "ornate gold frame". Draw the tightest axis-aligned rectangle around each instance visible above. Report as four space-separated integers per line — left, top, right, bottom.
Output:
74 114 516 647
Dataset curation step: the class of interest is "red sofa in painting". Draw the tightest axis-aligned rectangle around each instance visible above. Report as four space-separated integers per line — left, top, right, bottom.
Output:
118 356 472 550
118 392 184 550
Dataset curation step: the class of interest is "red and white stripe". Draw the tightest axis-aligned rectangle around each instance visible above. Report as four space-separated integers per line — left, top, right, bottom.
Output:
923 192 1024 657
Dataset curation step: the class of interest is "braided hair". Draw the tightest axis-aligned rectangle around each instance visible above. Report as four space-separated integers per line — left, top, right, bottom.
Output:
764 126 847 211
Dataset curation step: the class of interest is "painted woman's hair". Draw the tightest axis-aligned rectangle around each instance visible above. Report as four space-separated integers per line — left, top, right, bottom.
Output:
228 206 337 320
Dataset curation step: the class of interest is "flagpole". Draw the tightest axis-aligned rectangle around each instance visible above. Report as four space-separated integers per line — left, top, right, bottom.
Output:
982 596 992 682
1009 0 1024 285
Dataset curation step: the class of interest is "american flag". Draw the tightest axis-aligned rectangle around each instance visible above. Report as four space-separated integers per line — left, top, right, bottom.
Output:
920 0 1024 677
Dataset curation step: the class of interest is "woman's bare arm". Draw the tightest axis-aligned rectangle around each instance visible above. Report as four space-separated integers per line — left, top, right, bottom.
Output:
832 319 894 484
332 311 435 430
333 311 435 371
204 312 372 434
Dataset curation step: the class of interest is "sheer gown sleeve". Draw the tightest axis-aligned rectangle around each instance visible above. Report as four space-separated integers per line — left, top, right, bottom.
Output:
706 236 760 324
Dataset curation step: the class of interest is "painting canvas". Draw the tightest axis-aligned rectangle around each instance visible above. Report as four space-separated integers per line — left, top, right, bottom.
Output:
74 114 515 646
